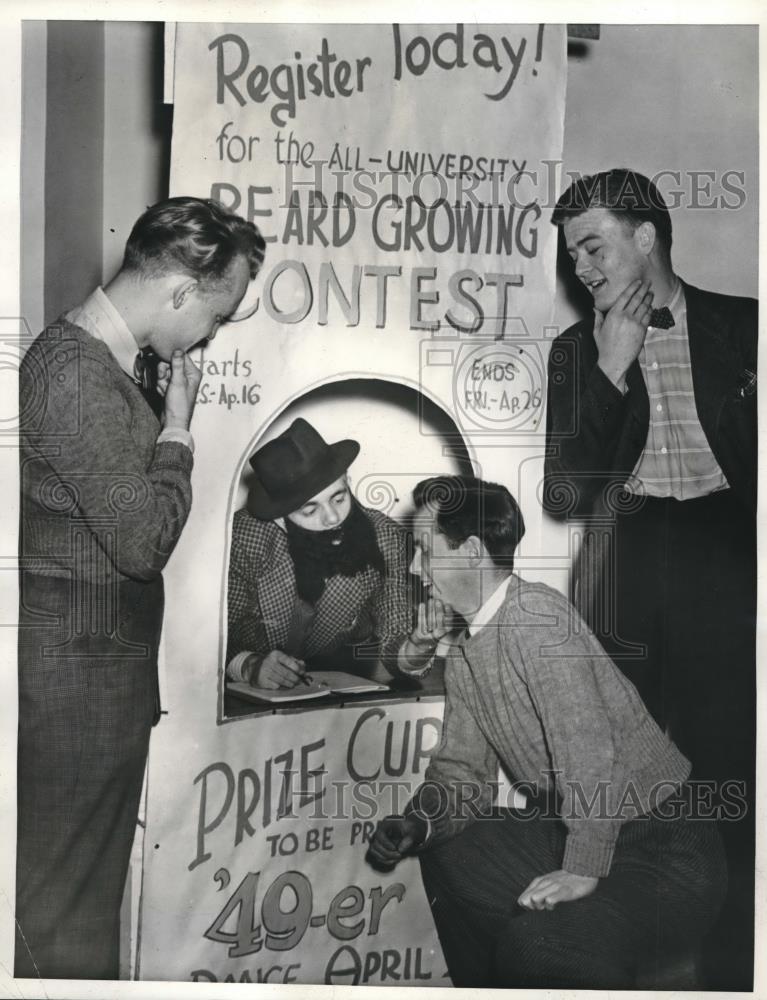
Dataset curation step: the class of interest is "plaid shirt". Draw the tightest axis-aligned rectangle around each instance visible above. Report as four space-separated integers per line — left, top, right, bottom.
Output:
226 505 411 668
627 281 728 499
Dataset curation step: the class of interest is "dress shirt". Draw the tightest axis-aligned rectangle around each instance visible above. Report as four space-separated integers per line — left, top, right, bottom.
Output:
468 574 513 637
627 279 726 499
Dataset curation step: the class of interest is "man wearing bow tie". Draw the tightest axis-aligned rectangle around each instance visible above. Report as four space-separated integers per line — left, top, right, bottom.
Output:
543 168 757 989
17 197 265 980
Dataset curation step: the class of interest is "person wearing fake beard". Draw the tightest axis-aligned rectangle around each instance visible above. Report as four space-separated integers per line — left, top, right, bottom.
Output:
226 418 413 688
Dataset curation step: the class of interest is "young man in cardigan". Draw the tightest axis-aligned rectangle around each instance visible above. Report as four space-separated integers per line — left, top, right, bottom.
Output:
366 475 726 989
17 197 265 979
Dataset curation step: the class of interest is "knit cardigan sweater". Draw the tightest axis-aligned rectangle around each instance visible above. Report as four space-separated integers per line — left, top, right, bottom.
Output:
410 576 690 877
20 319 193 584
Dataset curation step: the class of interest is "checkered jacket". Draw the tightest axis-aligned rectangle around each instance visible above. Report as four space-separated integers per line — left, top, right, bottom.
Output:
226 505 411 667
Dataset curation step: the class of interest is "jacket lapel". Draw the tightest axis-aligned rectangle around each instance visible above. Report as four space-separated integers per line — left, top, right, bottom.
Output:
683 281 739 446
624 355 650 438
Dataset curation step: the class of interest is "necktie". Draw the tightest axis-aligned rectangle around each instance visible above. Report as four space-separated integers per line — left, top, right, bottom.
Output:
133 350 164 418
450 627 471 661
648 306 675 329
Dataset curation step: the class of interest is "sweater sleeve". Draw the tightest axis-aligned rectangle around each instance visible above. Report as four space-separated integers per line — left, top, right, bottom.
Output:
21 344 193 582
514 591 624 876
406 660 499 845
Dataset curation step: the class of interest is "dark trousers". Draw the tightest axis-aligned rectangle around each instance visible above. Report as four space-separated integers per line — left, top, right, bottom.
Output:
420 804 726 989
15 572 162 980
590 489 756 989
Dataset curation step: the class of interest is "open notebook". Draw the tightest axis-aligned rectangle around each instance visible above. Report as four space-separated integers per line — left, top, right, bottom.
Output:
227 670 390 704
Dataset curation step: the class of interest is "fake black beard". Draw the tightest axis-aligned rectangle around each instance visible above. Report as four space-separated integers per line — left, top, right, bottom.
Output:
285 499 386 605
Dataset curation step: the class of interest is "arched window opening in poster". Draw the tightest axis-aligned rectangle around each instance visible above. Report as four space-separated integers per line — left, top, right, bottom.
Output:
220 377 475 720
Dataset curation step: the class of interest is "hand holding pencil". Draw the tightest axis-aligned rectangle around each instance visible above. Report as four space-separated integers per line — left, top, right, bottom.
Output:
245 650 308 689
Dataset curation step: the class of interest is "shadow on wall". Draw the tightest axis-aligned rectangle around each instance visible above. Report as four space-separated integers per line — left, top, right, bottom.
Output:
234 377 476 524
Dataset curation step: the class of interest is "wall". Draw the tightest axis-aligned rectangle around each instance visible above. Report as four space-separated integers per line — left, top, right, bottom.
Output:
102 22 171 282
25 21 169 329
20 22 46 338
44 21 104 324
556 24 758 331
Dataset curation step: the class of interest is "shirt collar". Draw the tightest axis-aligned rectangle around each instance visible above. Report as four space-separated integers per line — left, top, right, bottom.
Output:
467 573 513 637
66 287 140 379
662 276 683 316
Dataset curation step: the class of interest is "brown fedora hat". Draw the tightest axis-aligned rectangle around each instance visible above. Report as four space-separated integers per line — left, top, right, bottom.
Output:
246 418 360 520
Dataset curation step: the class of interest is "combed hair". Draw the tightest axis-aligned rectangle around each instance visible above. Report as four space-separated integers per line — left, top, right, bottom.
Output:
412 475 525 568
551 168 673 254
123 196 267 284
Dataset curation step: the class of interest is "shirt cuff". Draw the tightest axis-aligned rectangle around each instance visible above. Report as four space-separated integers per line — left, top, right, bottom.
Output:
227 651 253 682
403 807 433 850
158 427 195 453
420 815 433 849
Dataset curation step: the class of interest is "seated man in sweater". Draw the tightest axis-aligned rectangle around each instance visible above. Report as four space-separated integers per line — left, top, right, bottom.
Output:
366 475 727 989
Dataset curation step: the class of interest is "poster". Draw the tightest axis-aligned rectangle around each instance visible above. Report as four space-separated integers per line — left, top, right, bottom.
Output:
136 21 567 984
140 701 448 985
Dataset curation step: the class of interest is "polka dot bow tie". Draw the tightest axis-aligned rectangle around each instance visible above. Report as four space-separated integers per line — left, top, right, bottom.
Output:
649 306 675 329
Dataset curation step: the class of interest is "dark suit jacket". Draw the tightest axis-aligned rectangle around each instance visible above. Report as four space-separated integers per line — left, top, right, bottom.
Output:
543 281 757 622
226 505 411 669
543 280 757 520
